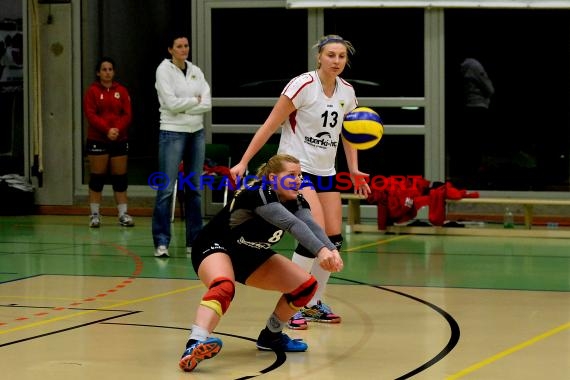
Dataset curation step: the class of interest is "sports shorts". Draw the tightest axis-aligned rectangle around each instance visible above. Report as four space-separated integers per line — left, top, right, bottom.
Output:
191 239 277 284
299 172 340 193
86 140 129 157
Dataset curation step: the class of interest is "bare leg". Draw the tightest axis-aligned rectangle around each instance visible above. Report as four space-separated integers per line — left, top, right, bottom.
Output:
179 252 234 372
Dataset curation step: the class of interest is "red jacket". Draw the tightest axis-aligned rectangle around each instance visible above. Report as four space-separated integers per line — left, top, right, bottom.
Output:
367 177 479 229
84 81 132 143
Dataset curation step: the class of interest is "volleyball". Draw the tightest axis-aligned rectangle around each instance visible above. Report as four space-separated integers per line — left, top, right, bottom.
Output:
342 107 384 150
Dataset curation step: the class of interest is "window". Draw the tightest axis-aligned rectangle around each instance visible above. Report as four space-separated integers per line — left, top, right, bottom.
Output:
81 0 192 186
445 9 570 191
211 8 307 97
324 8 424 97
0 4 23 175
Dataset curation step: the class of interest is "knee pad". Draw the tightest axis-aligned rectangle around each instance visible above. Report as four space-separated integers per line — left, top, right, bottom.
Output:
89 173 106 192
111 174 128 192
200 277 235 317
329 234 343 251
294 243 314 259
285 275 317 309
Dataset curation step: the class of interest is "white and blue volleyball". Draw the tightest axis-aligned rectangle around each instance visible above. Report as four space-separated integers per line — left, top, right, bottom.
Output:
342 107 384 150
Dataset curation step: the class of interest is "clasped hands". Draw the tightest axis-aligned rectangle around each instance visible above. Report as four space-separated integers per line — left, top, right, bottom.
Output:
316 247 343 272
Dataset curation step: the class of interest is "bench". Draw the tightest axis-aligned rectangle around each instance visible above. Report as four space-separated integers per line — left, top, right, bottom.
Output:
341 193 374 233
446 197 570 229
342 194 570 238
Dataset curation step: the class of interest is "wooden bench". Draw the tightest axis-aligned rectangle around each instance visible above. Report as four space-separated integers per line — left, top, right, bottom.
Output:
446 197 570 229
342 194 570 238
341 193 373 233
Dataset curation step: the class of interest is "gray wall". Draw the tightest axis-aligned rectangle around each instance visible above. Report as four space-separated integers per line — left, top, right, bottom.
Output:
29 2 74 205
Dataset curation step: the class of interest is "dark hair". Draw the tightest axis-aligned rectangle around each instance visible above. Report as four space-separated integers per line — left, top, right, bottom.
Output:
95 56 115 73
166 30 189 48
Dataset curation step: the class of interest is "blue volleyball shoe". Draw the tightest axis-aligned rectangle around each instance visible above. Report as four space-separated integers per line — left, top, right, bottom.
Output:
179 337 223 372
256 328 308 352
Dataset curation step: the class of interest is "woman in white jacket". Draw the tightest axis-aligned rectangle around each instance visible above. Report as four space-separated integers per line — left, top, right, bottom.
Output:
152 32 212 258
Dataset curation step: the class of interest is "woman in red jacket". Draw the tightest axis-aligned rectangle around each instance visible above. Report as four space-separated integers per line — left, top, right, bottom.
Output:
83 57 133 228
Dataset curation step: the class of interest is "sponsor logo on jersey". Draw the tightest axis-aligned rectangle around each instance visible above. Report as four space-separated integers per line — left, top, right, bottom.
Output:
237 236 272 250
304 131 338 149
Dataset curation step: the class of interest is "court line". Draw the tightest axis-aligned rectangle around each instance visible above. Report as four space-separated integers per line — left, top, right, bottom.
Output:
335 277 460 379
344 234 411 252
0 283 204 335
1 234 155 326
101 323 284 379
445 321 570 379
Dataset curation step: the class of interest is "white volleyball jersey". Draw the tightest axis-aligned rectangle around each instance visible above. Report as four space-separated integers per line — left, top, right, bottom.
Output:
277 71 357 176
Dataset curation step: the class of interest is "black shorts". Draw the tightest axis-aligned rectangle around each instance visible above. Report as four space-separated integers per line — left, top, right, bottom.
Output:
300 172 340 193
191 239 277 284
86 140 129 157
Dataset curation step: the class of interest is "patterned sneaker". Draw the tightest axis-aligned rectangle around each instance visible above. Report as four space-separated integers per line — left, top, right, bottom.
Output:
301 301 341 323
89 214 101 228
118 213 135 227
287 311 308 330
154 245 169 258
256 328 308 352
179 337 223 372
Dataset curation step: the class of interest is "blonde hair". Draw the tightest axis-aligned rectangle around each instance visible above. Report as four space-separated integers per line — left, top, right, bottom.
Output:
233 154 300 197
255 154 300 178
313 34 355 69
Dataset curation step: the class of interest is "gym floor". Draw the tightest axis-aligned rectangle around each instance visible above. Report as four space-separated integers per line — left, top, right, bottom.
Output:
0 215 568 379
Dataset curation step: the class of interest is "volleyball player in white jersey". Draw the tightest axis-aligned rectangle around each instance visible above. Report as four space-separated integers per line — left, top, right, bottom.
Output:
230 35 371 329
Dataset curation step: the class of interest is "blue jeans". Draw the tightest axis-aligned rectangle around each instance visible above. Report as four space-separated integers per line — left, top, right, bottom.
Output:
152 129 205 249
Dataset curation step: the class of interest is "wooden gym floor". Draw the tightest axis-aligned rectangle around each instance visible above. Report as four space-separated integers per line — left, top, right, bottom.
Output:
0 215 568 379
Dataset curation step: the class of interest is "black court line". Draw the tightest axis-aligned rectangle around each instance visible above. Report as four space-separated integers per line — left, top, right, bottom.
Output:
0 308 141 348
334 276 460 380
0 274 42 284
102 322 286 379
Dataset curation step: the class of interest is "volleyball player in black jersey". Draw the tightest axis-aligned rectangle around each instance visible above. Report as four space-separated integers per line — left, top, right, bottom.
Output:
179 154 343 372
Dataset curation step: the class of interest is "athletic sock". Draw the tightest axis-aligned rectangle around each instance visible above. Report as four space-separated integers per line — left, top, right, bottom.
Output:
90 203 100 215
188 324 209 343
291 252 314 273
307 259 332 307
117 203 127 217
266 312 286 333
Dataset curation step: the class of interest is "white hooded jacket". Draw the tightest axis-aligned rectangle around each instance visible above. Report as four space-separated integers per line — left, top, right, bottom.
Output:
155 59 212 133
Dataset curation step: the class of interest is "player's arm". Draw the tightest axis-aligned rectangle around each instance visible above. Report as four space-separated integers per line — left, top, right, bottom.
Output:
292 201 344 272
294 208 338 249
185 68 212 115
230 95 295 180
254 202 329 256
155 66 199 113
291 198 336 250
342 138 371 196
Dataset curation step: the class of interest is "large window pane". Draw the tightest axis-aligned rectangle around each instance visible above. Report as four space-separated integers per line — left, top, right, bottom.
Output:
324 8 425 181
324 8 424 97
81 0 192 185
445 9 570 191
0 3 23 175
337 135 425 179
211 8 307 97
